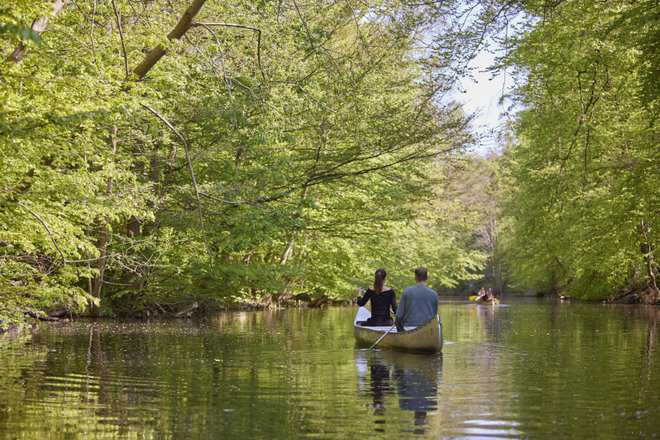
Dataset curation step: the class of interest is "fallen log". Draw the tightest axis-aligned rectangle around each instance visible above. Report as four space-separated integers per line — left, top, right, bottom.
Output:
25 311 68 322
174 302 199 318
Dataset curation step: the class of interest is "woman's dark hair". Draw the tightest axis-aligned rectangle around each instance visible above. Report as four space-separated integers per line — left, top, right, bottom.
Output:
374 268 387 293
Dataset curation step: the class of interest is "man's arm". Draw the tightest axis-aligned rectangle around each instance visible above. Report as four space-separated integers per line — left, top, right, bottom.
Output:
395 290 408 331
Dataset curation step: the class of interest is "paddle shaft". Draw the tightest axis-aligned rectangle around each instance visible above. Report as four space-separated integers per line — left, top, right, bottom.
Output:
368 323 397 350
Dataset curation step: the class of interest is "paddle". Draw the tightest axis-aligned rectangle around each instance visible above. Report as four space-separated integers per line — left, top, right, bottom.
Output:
368 323 397 350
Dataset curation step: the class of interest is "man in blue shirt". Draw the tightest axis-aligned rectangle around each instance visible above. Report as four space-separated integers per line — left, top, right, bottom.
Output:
395 267 438 331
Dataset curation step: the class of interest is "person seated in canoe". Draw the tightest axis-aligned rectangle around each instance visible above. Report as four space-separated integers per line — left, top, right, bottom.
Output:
475 287 492 302
475 287 497 302
356 268 397 327
395 267 438 332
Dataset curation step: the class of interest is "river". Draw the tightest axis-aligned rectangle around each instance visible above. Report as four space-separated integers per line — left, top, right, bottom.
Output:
0 299 658 439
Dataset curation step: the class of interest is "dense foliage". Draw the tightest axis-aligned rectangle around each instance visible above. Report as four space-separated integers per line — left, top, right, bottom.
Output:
1 0 489 325
498 0 659 300
2 0 657 327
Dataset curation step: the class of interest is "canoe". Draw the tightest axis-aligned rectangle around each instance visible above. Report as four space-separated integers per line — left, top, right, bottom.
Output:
353 307 442 353
476 298 500 305
470 296 500 305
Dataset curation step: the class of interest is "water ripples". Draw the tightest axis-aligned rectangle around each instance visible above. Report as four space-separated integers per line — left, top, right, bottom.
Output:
0 302 658 439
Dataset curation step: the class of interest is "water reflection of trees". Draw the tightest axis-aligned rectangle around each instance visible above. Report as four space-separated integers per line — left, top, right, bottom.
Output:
504 303 660 439
0 308 368 439
1 304 658 439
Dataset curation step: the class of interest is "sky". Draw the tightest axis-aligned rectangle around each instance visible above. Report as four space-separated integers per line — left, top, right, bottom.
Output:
455 49 510 155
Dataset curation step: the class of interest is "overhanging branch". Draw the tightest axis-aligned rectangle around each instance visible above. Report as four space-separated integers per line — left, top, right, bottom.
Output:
133 0 207 79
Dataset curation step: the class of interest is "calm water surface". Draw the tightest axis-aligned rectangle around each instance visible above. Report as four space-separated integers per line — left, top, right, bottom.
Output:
0 299 658 439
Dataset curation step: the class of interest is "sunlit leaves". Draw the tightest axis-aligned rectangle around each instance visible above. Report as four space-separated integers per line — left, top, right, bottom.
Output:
1 0 482 324
501 0 659 299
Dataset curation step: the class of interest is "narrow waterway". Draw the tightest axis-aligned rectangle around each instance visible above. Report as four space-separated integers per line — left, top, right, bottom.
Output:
0 299 658 439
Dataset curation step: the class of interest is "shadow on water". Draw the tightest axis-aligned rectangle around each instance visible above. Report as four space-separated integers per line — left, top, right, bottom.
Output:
355 350 441 435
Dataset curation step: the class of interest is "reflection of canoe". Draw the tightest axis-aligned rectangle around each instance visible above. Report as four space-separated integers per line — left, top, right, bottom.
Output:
356 350 442 381
353 307 442 353
354 350 442 420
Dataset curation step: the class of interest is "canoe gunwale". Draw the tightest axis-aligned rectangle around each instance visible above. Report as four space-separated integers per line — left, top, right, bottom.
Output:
353 317 437 336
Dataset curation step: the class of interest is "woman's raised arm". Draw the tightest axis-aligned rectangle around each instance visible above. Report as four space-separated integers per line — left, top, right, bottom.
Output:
356 288 370 307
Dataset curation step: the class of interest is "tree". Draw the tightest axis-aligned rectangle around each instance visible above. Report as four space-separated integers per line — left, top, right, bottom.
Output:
500 0 659 301
1 0 486 325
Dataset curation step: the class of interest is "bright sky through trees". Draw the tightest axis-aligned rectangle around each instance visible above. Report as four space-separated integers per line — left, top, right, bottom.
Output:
458 49 509 154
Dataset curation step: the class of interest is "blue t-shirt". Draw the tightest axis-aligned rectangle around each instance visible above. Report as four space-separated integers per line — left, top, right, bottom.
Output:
395 283 438 326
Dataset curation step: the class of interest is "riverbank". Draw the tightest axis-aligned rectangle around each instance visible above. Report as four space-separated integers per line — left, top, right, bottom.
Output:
0 294 354 335
3 286 657 336
608 286 659 305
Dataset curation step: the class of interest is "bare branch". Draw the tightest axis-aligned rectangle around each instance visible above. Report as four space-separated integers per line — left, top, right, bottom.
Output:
291 0 315 51
7 0 69 63
18 202 66 263
110 0 129 78
140 104 211 260
192 22 266 81
191 23 233 94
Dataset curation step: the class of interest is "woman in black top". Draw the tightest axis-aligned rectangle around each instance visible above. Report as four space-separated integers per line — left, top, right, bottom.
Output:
356 268 397 326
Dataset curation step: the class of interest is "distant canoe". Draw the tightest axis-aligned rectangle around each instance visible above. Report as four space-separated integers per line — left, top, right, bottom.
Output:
470 296 500 305
353 307 442 353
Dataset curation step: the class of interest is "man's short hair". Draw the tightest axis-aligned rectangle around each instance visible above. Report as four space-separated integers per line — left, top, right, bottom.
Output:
414 267 428 281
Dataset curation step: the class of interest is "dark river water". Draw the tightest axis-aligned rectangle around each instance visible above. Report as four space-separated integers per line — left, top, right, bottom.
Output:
0 299 658 439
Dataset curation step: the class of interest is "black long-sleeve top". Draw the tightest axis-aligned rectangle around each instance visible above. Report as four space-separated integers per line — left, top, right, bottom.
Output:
357 288 397 322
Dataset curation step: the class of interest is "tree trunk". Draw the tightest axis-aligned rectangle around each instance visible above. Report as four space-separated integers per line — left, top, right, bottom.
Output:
89 126 118 315
7 0 69 63
279 185 310 266
279 238 295 265
133 0 207 79
640 219 658 294
89 226 109 316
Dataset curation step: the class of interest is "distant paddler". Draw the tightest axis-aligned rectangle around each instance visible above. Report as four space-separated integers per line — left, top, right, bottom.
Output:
472 287 499 304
